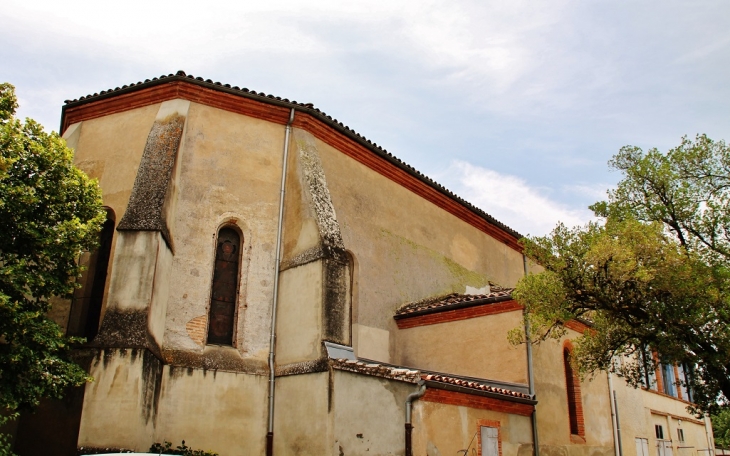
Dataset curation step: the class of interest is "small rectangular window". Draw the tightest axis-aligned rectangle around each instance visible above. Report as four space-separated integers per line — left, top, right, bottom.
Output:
677 429 684 442
655 425 664 440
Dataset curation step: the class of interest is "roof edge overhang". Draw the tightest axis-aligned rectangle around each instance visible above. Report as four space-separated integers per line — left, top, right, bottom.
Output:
61 71 523 251
394 295 518 320
423 379 537 406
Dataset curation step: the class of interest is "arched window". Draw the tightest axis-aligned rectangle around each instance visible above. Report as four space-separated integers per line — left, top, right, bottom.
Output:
207 227 241 346
563 345 585 440
68 208 115 340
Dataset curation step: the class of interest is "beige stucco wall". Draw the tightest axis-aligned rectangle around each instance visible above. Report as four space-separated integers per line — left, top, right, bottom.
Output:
64 104 160 332
274 372 332 456
332 370 416 456
276 261 324 365
78 348 268 455
162 102 285 357
532 333 614 456
412 398 534 456
610 372 713 456
78 349 156 450
65 101 287 453
68 100 286 356
154 366 268 455
68 103 159 221
288 129 531 364
395 310 529 383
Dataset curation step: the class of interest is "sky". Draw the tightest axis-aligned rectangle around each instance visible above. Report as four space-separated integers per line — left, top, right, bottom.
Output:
2 0 729 237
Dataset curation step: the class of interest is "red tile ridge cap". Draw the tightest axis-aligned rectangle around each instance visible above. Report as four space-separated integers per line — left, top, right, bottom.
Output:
422 373 533 400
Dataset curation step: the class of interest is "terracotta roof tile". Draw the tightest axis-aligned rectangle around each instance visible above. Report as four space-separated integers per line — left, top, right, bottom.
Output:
63 71 524 241
330 358 421 383
395 288 514 317
329 358 532 402
422 374 532 400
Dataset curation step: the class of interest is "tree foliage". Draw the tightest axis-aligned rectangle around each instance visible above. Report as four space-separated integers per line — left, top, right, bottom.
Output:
150 440 219 456
713 408 730 448
0 82 104 411
513 135 730 413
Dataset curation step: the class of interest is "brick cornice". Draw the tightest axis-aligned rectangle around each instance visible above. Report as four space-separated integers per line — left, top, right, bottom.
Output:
61 77 523 252
564 319 591 334
422 388 534 417
395 299 523 329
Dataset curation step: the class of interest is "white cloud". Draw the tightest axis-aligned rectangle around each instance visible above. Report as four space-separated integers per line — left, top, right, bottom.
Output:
442 160 594 236
1 0 574 108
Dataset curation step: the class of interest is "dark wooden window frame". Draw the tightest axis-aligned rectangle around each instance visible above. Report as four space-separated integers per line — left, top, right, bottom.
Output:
206 225 243 346
563 341 586 442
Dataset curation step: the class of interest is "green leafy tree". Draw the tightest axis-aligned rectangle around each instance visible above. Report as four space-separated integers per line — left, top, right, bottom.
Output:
0 82 104 413
713 408 730 448
513 135 730 413
150 440 219 456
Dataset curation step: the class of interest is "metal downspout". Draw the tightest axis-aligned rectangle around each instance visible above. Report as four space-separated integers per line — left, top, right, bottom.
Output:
608 371 622 456
266 108 296 456
405 381 427 456
705 414 716 456
523 254 540 456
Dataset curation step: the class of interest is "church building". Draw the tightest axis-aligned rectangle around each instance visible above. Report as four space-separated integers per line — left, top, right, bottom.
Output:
12 72 716 456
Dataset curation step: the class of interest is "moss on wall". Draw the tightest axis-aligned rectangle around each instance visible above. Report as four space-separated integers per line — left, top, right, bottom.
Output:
378 227 491 306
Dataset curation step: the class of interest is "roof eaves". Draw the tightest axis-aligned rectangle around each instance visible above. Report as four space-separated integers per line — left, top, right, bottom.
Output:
394 293 515 319
423 376 536 405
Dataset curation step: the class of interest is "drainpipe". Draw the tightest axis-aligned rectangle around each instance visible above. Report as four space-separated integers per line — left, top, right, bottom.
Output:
405 380 427 456
608 371 622 456
705 414 716 456
523 254 540 456
266 108 296 456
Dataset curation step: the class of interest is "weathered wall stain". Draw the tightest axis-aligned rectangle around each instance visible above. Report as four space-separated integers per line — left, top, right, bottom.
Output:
93 309 161 358
161 347 268 374
118 114 186 250
141 349 163 424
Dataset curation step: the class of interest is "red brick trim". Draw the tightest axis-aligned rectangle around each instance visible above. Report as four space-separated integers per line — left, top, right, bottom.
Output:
477 419 502 456
422 388 533 417
61 81 292 133
564 319 591 334
653 352 664 394
396 299 523 329
563 341 586 441
673 364 683 401
61 80 522 252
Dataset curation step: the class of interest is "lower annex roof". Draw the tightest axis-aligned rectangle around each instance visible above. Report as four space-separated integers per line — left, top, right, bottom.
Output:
329 358 534 404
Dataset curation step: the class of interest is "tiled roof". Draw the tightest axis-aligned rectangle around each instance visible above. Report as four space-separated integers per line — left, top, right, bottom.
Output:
423 374 532 400
330 358 533 402
63 71 523 241
395 288 514 317
330 358 421 383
